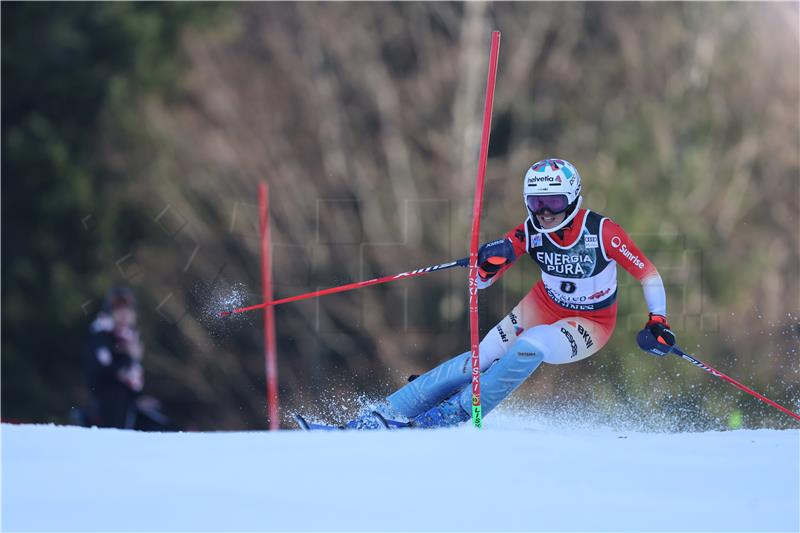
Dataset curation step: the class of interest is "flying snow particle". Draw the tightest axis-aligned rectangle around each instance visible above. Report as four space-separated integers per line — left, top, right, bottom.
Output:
193 281 256 338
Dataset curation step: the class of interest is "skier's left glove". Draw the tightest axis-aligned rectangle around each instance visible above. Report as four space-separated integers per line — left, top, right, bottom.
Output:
477 238 516 280
636 314 676 356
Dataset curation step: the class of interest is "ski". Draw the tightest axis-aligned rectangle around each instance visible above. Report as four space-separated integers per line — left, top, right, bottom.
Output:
371 411 412 429
294 414 342 431
295 412 412 431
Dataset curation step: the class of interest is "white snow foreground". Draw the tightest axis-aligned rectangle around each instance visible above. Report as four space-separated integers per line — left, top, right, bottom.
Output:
2 422 798 532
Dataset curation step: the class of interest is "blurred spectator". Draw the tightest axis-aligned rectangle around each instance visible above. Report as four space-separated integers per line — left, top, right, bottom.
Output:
81 286 167 430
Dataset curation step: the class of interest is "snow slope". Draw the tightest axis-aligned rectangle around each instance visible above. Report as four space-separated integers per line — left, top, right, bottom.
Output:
2 421 798 532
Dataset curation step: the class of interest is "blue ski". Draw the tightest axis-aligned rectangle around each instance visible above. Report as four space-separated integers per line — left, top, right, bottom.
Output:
371 411 412 429
294 414 342 431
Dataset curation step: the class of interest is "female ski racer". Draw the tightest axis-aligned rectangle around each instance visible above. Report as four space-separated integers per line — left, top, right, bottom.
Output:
341 158 676 429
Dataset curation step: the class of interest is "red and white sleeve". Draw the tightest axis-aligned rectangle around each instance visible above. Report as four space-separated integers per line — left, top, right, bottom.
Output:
601 218 667 316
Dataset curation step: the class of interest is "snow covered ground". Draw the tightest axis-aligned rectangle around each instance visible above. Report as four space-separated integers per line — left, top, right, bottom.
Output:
2 419 798 532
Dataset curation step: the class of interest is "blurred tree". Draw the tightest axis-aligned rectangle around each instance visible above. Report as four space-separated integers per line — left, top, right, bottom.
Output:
2 2 223 422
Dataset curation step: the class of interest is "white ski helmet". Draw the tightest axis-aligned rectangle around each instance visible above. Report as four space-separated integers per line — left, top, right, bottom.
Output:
523 158 583 234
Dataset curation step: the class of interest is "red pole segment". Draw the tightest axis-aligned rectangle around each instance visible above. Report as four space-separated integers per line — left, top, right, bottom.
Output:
219 258 468 317
469 31 501 429
672 347 800 422
259 182 280 430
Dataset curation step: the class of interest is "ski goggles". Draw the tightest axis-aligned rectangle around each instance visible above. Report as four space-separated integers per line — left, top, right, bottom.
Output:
525 194 570 215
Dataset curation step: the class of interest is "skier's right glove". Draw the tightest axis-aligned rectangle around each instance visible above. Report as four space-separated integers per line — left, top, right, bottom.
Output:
477 238 516 281
636 314 676 356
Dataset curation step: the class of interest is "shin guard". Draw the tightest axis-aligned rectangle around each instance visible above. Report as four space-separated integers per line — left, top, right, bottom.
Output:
457 338 544 416
386 351 472 418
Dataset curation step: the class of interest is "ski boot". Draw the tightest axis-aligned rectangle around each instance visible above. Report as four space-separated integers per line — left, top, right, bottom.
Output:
373 396 469 429
410 396 470 428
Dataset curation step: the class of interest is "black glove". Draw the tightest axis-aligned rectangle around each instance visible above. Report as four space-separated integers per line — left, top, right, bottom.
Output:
477 239 516 280
636 314 676 356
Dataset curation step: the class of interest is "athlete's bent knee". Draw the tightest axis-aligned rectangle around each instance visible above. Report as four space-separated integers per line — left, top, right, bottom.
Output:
517 326 552 355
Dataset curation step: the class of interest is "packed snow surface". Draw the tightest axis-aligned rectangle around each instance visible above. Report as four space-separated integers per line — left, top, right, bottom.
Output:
2 419 798 532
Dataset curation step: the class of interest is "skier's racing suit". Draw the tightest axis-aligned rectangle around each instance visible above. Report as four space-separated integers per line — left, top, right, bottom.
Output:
385 208 667 424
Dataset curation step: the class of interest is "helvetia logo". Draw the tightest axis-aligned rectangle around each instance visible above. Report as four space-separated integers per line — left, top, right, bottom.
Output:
527 175 562 185
502 312 525 339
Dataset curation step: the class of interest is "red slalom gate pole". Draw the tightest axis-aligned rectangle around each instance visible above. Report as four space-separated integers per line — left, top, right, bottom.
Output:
672 346 800 422
469 31 501 429
259 182 280 430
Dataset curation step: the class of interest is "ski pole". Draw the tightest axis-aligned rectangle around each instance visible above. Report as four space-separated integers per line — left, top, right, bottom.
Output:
219 257 469 317
671 345 800 422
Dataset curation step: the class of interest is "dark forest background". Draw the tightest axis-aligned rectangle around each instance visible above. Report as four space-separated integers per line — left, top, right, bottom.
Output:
3 2 798 430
